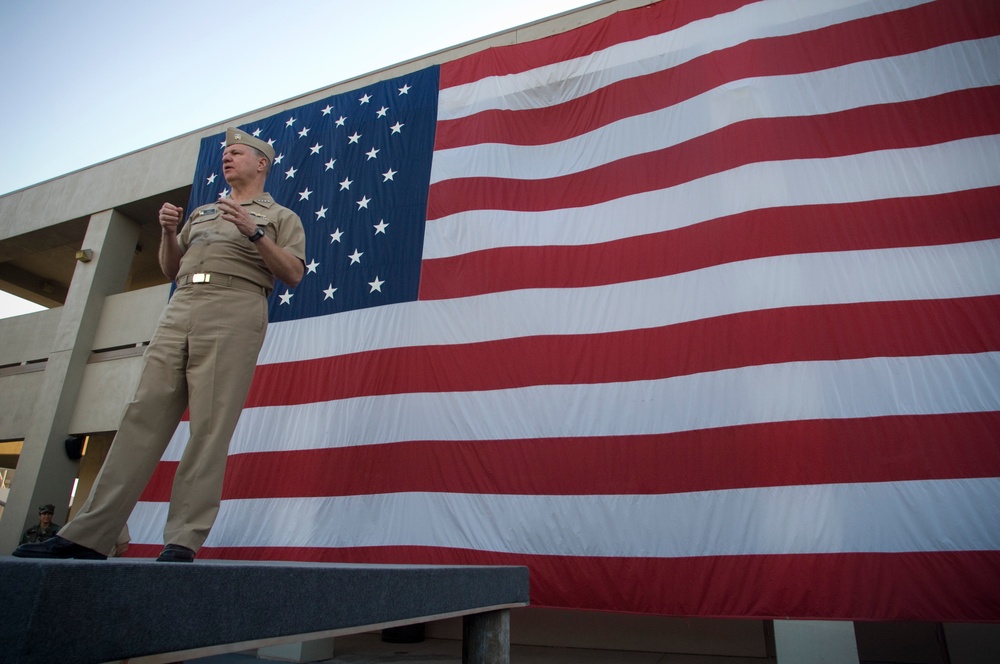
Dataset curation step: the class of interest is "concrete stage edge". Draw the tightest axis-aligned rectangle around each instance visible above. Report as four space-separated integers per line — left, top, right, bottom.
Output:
1 558 529 664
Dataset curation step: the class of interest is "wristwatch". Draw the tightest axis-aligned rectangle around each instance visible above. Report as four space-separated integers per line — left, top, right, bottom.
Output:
248 227 265 243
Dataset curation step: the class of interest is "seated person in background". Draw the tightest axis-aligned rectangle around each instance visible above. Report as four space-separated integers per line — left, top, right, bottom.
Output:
20 504 61 545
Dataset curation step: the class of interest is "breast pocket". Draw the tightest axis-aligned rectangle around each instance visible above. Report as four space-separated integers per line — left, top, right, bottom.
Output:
186 209 224 245
190 207 221 225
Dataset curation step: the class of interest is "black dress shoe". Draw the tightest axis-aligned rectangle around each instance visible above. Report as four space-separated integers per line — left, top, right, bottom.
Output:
12 535 107 560
156 543 195 563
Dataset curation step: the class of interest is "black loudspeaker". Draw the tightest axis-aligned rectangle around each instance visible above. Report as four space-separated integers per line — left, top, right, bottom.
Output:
64 435 85 460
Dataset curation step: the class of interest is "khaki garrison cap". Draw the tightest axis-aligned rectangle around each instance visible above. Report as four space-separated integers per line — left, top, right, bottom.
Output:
225 127 275 163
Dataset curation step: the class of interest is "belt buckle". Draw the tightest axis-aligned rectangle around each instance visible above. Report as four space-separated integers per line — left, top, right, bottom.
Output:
192 273 210 284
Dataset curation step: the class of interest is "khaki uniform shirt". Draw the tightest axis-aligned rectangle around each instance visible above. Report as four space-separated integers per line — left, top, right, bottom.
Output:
177 194 306 292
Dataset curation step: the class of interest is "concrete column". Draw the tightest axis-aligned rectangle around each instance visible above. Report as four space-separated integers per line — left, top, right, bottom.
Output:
944 623 1000 664
0 209 140 553
463 609 511 664
774 620 860 664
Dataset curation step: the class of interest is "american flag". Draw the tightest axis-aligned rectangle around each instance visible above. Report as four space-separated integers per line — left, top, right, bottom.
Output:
131 0 1000 621
187 67 439 320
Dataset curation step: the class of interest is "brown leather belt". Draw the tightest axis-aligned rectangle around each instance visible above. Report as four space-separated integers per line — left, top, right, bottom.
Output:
178 272 268 296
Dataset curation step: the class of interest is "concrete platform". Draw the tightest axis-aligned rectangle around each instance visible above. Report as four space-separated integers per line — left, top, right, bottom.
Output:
1 558 529 664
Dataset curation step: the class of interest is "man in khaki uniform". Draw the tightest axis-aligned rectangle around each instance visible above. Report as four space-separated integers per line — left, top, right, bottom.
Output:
14 128 306 562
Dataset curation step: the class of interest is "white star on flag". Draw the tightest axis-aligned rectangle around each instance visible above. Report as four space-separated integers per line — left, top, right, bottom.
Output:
366 148 379 160
285 166 297 179
374 219 388 234
329 228 344 243
398 83 410 95
390 122 404 134
335 116 347 127
278 291 293 305
325 158 336 171
323 284 337 300
356 196 371 210
207 173 217 184
376 106 389 118
339 177 353 191
359 93 371 104
298 127 310 138
315 206 328 220
285 117 296 127
348 249 363 264
321 105 333 115
252 129 262 137
298 188 312 201
310 143 323 154
382 168 396 182
368 276 384 292
305 259 319 274
348 132 362 144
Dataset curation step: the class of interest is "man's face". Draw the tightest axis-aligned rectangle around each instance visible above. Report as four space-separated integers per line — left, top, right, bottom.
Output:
39 512 52 527
222 144 265 186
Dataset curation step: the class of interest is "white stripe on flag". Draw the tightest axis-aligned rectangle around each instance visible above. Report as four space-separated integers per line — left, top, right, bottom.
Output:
128 477 1000 556
425 135 1000 257
162 351 1000 459
437 0 930 119
431 38 1000 183
258 239 1000 365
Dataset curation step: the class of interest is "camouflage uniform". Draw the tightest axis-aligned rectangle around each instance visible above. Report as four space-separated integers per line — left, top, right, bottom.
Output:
20 523 61 544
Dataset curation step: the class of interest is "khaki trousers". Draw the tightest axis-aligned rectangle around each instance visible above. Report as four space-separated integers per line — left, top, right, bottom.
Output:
60 281 268 553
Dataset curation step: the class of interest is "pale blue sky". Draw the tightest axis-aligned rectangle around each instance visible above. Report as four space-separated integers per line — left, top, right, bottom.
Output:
0 0 597 318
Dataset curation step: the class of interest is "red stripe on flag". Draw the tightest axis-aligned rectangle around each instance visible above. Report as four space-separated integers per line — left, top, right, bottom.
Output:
173 413 1000 500
428 87 1000 219
124 545 999 622
421 187 1000 298
241 296 1000 407
439 0 757 89
437 0 999 149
